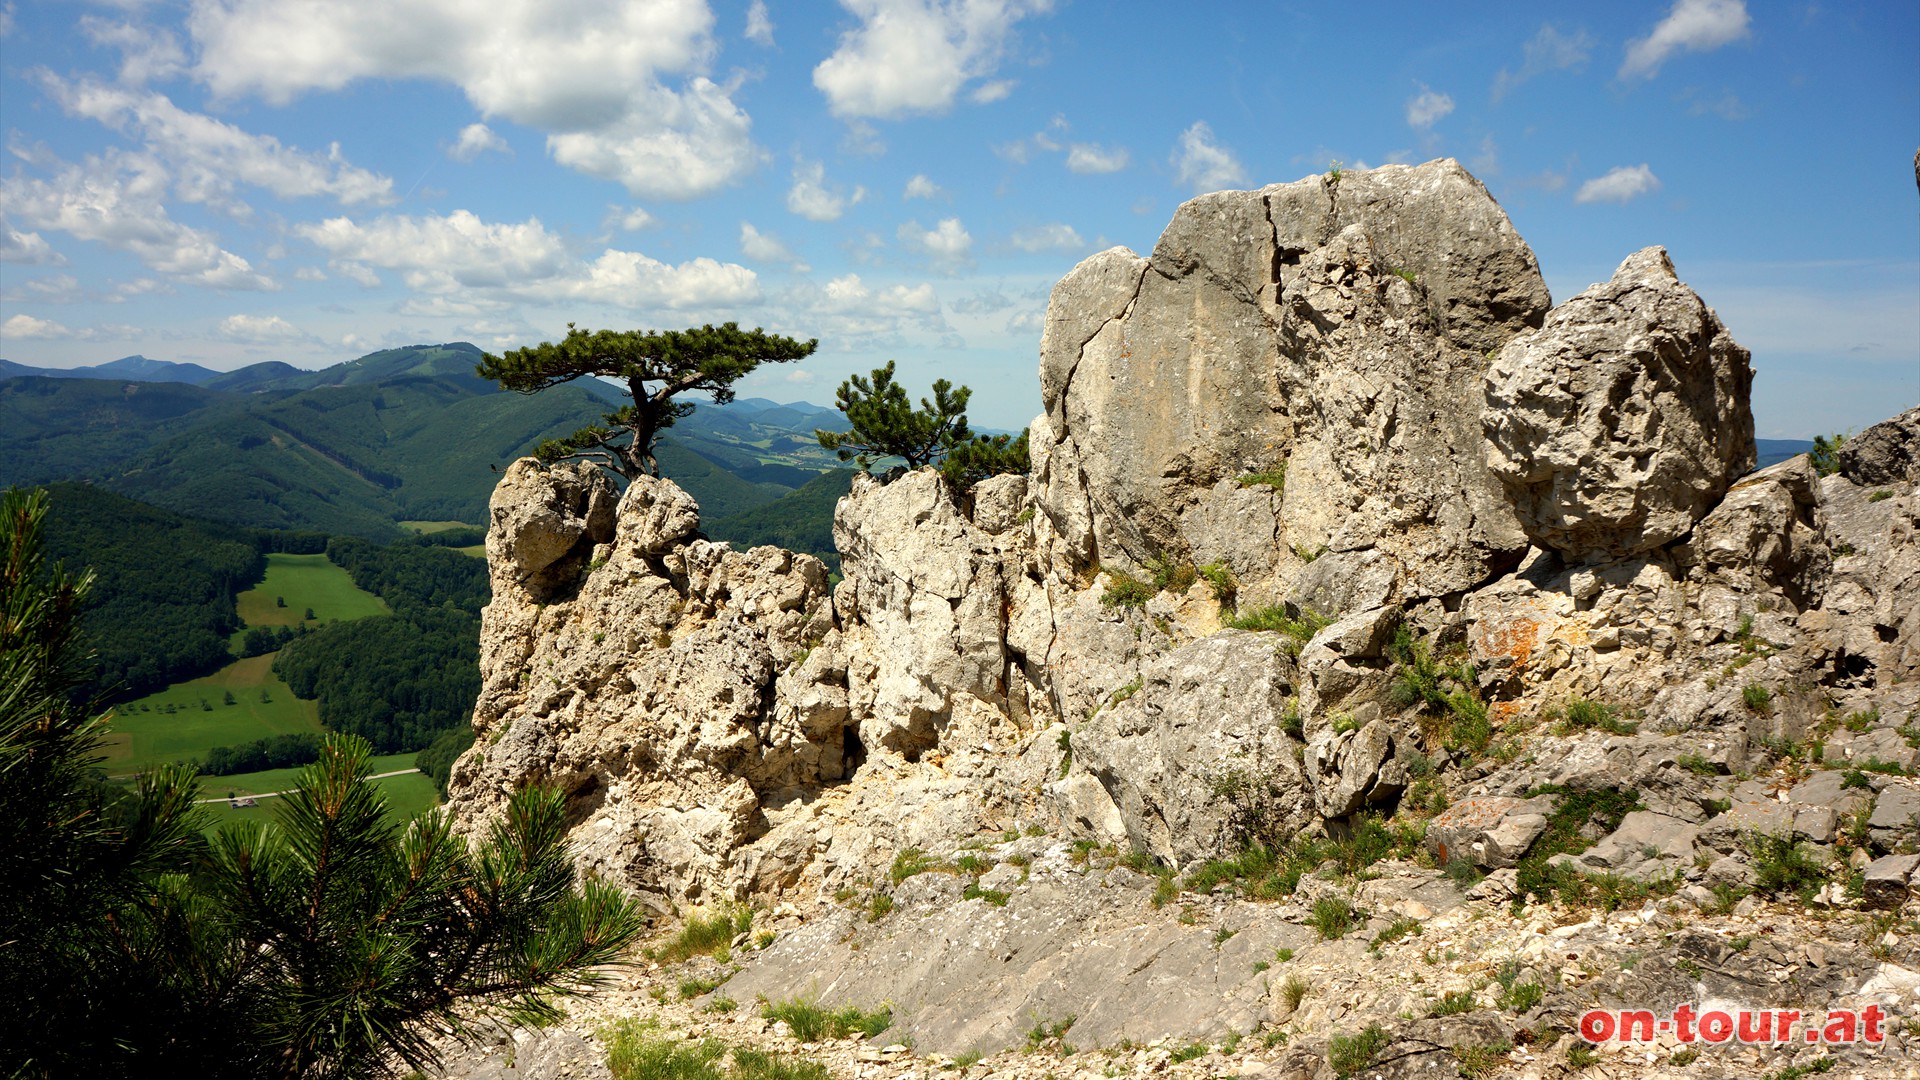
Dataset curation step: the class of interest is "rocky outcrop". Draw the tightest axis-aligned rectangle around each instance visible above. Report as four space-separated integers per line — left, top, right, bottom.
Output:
443 158 1920 1080
1484 246 1756 561
1033 160 1544 608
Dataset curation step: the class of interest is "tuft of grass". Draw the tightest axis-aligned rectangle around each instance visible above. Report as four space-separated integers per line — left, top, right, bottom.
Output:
1326 1024 1388 1077
602 1019 830 1080
1511 786 1643 909
1869 490 1893 502
1236 465 1287 492
1675 752 1720 776
1198 561 1237 608
1369 916 1423 953
760 998 893 1043
1560 699 1638 736
1224 604 1331 643
1098 566 1153 608
1742 683 1774 715
1106 677 1143 709
679 975 726 1000
1452 1042 1512 1079
1310 895 1362 941
1430 990 1475 1017
1747 832 1829 901
890 847 936 882
867 892 894 922
963 881 1010 907
1148 556 1197 595
658 905 753 964
1168 1043 1208 1064
1279 971 1311 1011
1567 1043 1600 1067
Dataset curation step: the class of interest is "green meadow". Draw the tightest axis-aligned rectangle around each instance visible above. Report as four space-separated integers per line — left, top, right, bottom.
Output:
101 655 320 775
234 552 390 632
402 519 487 558
197 752 439 833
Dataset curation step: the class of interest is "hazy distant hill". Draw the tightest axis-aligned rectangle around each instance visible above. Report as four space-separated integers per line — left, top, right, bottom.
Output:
2 344 856 540
0 354 224 384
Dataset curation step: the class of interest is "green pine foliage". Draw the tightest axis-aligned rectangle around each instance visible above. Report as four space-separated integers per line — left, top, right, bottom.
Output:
815 361 1033 490
816 361 973 469
478 323 818 480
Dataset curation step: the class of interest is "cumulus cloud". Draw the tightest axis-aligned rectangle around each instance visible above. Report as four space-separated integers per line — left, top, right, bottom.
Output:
1620 0 1750 80
296 208 759 308
615 206 656 231
969 79 1015 104
785 272 946 348
1004 309 1043 334
45 77 395 210
950 286 1014 314
1008 223 1083 253
1492 24 1592 102
2 314 71 340
739 221 809 272
897 217 972 269
449 122 510 161
2 218 63 264
187 0 756 199
2 151 276 290
1065 142 1128 174
744 0 774 45
786 160 865 222
1405 85 1454 129
218 313 311 343
80 15 188 84
1574 164 1661 204
812 0 1055 118
903 174 942 200
1171 122 1247 194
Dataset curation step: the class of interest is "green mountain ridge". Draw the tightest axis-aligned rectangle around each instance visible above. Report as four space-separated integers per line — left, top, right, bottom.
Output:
2 343 857 542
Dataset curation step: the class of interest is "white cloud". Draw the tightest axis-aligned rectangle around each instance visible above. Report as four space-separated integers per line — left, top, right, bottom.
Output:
792 272 946 346
2 151 277 290
812 0 1055 118
1620 0 1751 80
897 217 973 268
218 313 311 343
45 77 395 209
2 314 71 340
1008 223 1083 253
950 286 1014 314
903 174 942 200
188 0 756 199
331 261 382 287
1574 164 1661 204
545 79 756 199
744 0 774 45
740 221 809 272
297 208 758 308
616 206 656 231
1171 122 1247 194
1 218 63 264
80 15 187 84
841 120 887 157
1004 309 1043 334
1492 24 1592 102
449 122 510 162
969 79 1015 104
786 160 865 222
1065 142 1129 174
1405 85 1454 129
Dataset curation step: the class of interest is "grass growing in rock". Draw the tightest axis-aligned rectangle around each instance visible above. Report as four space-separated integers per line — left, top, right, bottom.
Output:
1310 895 1363 940
1387 626 1492 757
1510 786 1645 910
659 905 755 963
1326 1023 1389 1077
1225 604 1331 643
602 1019 830 1080
1236 465 1287 491
1556 699 1639 736
1747 832 1831 901
760 999 893 1042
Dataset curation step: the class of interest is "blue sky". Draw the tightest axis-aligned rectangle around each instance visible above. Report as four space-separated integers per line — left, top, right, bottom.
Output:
1 0 1915 437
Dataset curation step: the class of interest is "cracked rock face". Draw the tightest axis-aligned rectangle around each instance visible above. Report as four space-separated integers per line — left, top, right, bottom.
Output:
1483 246 1757 561
1032 158 1547 608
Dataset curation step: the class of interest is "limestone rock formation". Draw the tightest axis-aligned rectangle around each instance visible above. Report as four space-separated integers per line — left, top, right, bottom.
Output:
1484 246 1757 560
441 158 1920 1080
1033 159 1545 608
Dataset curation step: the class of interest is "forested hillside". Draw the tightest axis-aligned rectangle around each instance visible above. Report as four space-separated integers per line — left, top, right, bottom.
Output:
38 483 268 700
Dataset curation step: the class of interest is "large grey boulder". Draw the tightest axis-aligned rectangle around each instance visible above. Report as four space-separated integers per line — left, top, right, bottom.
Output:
1838 405 1920 487
1483 247 1756 560
484 459 617 598
1067 632 1310 867
1032 159 1545 605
